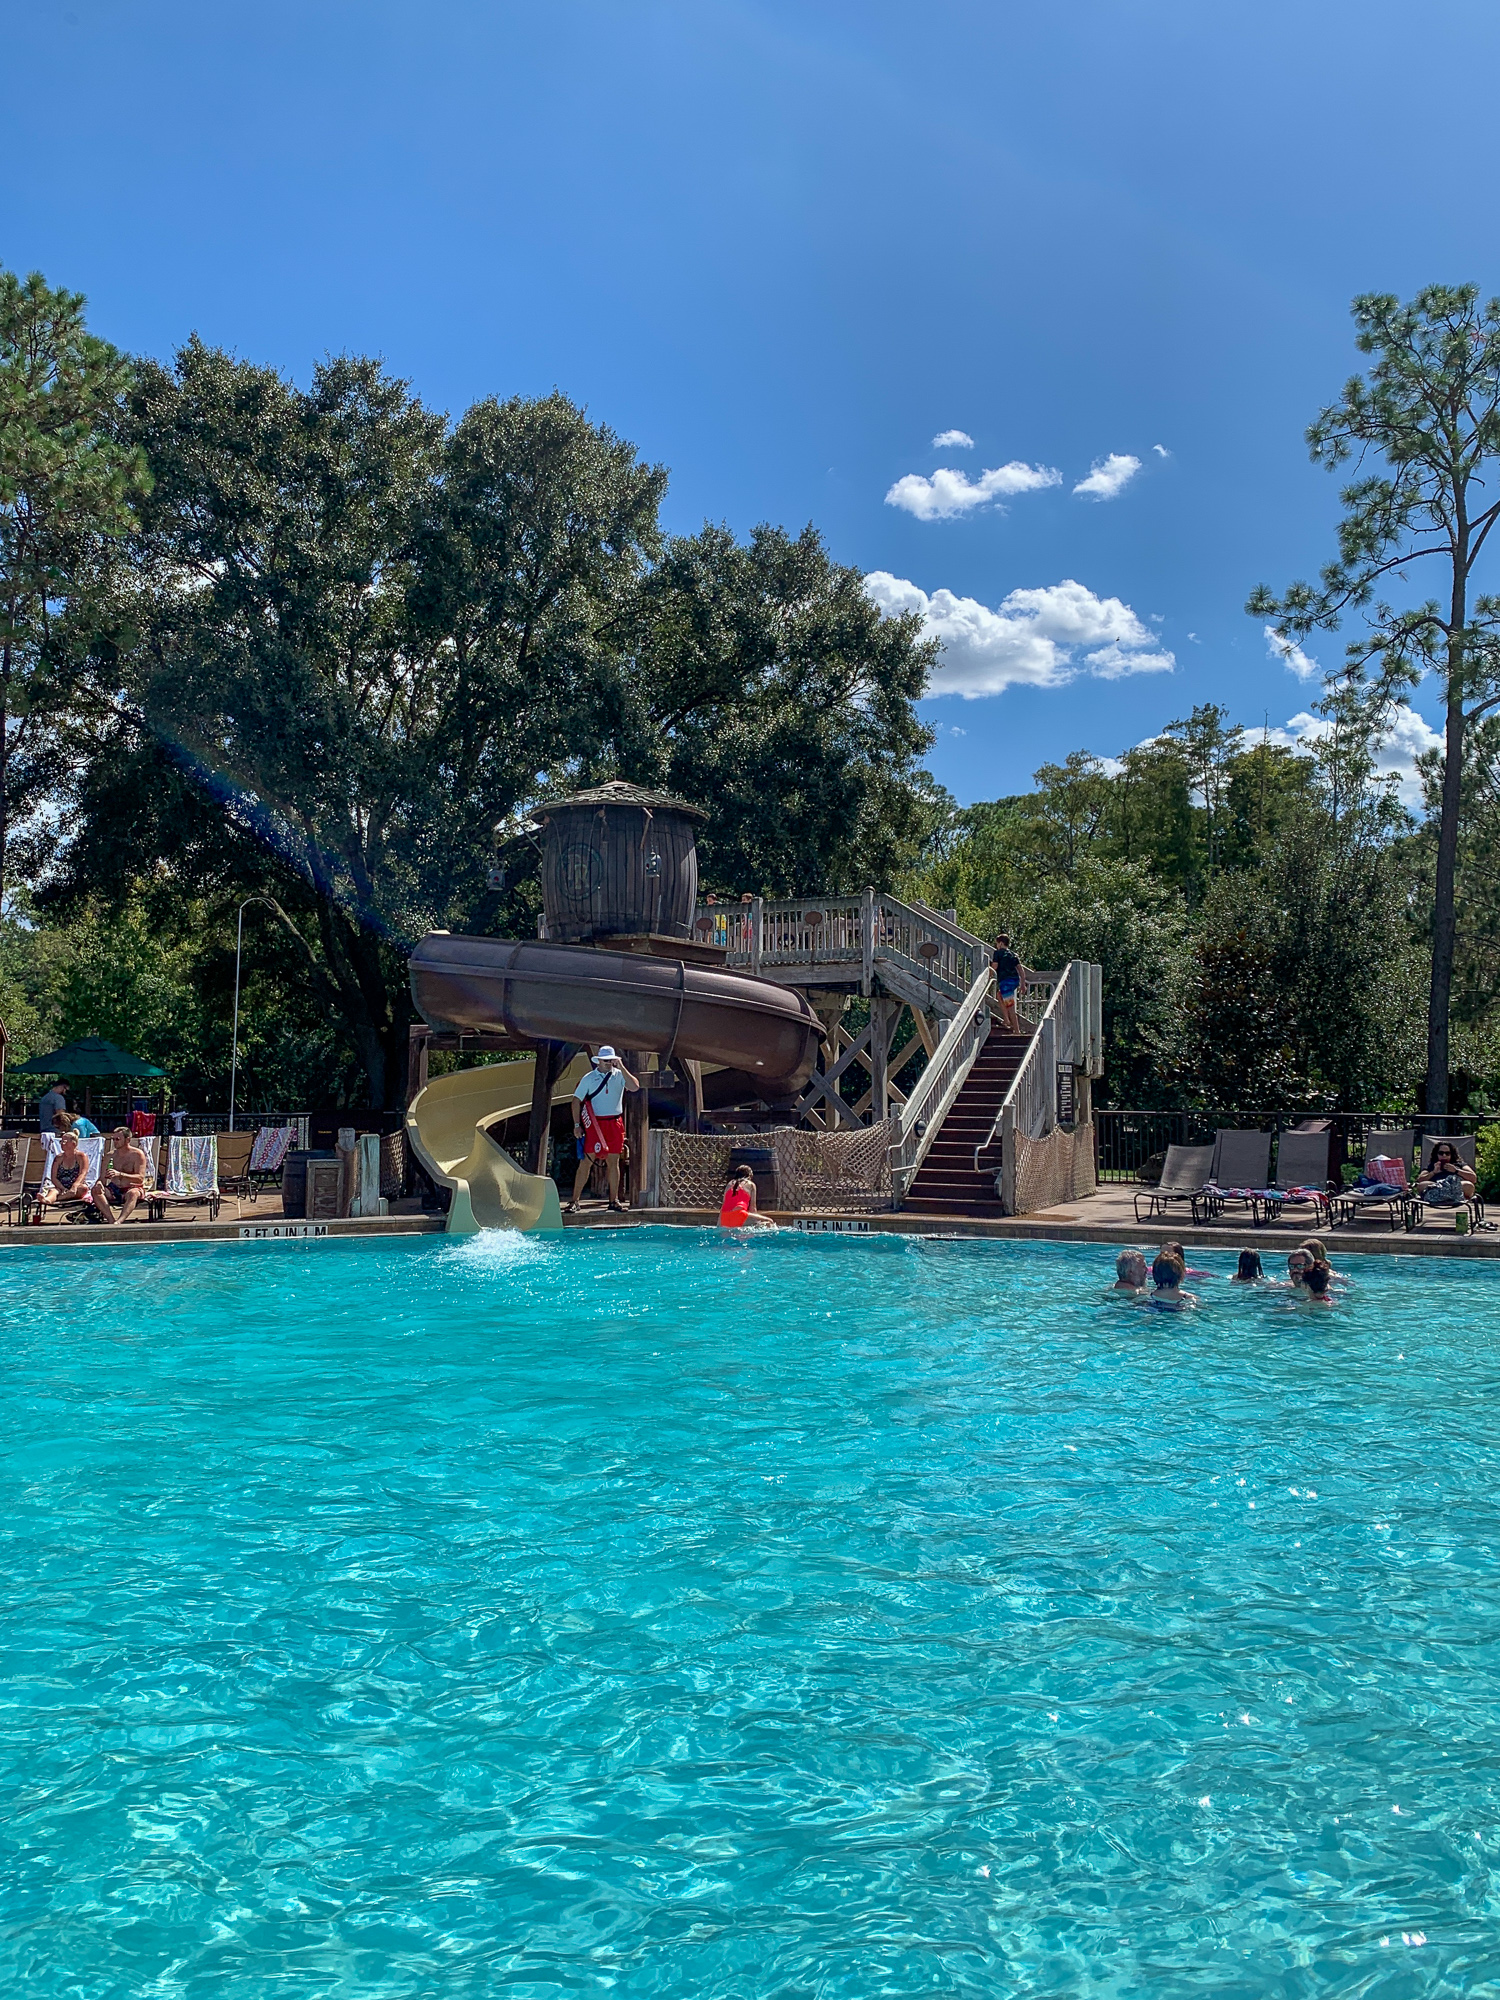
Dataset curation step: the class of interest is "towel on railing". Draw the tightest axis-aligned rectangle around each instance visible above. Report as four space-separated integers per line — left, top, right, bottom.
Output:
129 1110 156 1137
167 1135 218 1197
249 1126 296 1175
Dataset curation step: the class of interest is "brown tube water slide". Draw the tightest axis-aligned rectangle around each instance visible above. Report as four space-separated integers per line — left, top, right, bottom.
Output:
409 933 824 1093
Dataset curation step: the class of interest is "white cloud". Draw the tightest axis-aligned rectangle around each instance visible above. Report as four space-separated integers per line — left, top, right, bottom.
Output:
932 429 975 450
864 571 1177 698
1152 444 1170 458
885 461 1061 521
1265 706 1443 808
1073 453 1142 501
1264 625 1321 682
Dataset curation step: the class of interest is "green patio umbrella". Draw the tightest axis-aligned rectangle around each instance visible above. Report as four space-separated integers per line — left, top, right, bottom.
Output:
9 1036 167 1078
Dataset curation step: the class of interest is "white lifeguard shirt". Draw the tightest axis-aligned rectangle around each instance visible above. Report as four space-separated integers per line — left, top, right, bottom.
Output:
575 1067 626 1118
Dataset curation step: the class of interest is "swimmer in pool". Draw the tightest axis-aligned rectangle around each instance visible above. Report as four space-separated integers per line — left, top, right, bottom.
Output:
1298 1237 1348 1284
1158 1237 1212 1279
1301 1263 1334 1307
1284 1248 1313 1289
1230 1250 1265 1283
1146 1250 1197 1308
1112 1249 1148 1292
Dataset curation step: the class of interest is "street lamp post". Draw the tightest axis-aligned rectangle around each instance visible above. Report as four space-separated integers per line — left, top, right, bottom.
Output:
229 897 278 1131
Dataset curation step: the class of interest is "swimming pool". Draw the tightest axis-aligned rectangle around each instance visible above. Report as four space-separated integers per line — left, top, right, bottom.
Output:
3 1230 1499 1996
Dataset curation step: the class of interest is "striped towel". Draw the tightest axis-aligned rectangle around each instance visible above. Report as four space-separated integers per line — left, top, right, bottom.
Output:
167 1135 218 1197
249 1126 295 1175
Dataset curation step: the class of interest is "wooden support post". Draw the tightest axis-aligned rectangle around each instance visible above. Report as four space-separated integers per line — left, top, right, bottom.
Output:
526 1040 565 1175
682 1058 705 1133
751 895 764 976
406 1024 431 1108
625 1050 650 1205
870 996 897 1122
861 886 876 995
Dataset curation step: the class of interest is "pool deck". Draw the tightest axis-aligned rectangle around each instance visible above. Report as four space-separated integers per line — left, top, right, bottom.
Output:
5 1177 1494 1258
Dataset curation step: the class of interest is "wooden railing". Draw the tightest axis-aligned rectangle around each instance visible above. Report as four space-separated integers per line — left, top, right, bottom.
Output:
694 890 987 1005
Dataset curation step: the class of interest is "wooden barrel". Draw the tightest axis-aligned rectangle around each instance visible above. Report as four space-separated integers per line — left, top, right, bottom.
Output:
541 800 699 942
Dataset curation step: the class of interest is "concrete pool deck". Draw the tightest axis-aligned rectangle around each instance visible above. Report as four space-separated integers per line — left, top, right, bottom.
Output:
3 1182 1496 1257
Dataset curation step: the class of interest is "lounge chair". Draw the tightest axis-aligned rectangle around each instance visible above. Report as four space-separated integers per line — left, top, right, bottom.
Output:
1133 1142 1215 1224
1201 1128 1274 1221
246 1125 296 1201
1412 1134 1487 1230
1333 1129 1416 1231
216 1131 255 1202
0 1134 31 1225
1255 1130 1334 1228
26 1134 105 1224
149 1135 227 1223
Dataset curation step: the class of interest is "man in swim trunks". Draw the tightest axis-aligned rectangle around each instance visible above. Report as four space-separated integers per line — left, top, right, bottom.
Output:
92 1127 149 1224
991 932 1031 1035
566 1045 640 1214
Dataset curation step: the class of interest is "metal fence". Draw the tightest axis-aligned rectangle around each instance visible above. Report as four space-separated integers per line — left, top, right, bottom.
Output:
1095 1109 1497 1183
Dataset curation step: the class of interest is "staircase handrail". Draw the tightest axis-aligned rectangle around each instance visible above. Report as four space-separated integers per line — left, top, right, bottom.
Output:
888 960 995 1201
974 960 1095 1208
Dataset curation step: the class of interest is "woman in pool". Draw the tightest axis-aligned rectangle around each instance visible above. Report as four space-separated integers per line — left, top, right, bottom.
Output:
1147 1250 1197 1308
718 1166 772 1230
1230 1250 1265 1283
1112 1249 1148 1292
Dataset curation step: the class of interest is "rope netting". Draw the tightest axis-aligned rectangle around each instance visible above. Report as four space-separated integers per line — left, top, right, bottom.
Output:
656 1119 899 1213
1013 1122 1096 1214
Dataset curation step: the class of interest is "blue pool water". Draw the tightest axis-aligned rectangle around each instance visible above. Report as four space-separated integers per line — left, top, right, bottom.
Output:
3 1230 1500 1997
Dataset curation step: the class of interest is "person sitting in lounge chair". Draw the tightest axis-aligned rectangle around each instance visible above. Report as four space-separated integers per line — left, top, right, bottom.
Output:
33 1130 94 1219
1416 1142 1477 1206
91 1127 150 1225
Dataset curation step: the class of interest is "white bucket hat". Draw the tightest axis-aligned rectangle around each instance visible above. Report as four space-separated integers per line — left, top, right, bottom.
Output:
596 1045 617 1062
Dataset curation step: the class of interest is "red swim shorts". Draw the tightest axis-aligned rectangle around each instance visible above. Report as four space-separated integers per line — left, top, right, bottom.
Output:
585 1114 625 1158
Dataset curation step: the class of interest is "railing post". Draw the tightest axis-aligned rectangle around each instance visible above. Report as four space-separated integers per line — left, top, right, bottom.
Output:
751 895 764 976
1040 1013 1057 1133
1000 1102 1017 1212
861 887 875 996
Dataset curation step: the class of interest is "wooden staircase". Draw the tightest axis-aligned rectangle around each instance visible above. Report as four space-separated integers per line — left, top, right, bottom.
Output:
902 1033 1030 1217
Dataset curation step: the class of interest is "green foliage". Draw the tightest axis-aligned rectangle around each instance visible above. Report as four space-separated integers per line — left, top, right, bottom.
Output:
36 331 939 1107
1249 283 1500 1112
1477 1124 1500 1199
0 269 147 903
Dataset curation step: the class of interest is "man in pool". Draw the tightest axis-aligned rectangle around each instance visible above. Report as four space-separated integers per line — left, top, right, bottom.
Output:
566 1045 640 1215
1112 1249 1148 1291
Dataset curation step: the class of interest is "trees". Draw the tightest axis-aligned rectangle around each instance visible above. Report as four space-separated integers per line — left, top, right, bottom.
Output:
0 270 144 909
621 522 940 894
53 345 941 1106
1249 285 1500 1113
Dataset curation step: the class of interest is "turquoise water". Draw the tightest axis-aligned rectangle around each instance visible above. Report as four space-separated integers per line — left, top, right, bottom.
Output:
3 1232 1500 1997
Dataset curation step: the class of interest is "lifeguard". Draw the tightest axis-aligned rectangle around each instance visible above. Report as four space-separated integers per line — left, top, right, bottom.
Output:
566 1046 639 1214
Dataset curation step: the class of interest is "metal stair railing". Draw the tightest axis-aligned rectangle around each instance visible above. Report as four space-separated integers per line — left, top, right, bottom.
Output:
887 962 995 1204
972 960 1101 1212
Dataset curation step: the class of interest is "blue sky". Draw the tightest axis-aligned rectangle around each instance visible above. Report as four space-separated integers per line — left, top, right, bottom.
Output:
4 0 1497 804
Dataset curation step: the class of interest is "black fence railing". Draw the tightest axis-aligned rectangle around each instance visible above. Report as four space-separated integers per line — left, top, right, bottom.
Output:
1095 1109 1497 1184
